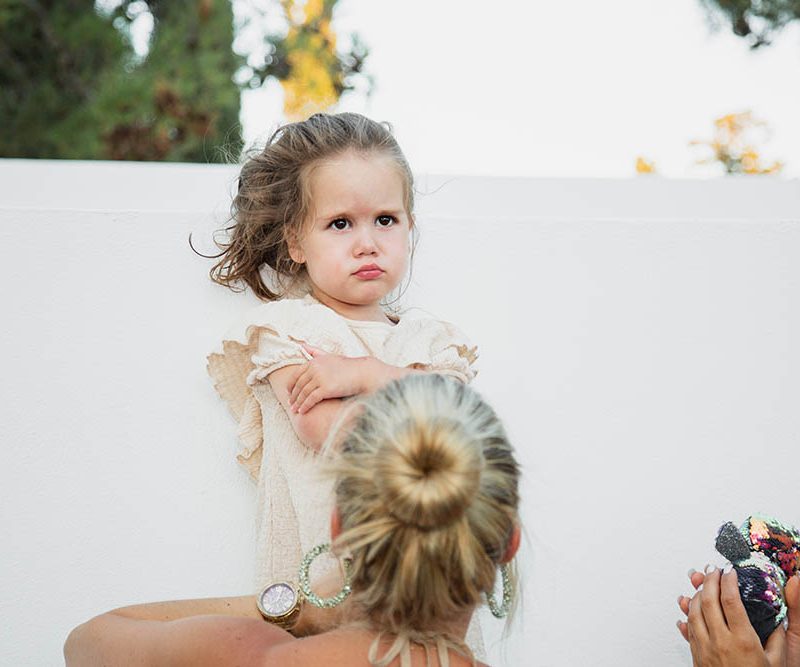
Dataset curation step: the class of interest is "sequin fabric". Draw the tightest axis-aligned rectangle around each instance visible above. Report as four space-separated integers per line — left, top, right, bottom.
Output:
714 515 800 645
745 516 800 580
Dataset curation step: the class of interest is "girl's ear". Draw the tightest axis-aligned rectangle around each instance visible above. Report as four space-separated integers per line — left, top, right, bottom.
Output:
287 233 305 264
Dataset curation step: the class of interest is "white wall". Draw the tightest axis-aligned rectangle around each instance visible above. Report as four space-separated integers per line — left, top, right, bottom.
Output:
1 159 798 666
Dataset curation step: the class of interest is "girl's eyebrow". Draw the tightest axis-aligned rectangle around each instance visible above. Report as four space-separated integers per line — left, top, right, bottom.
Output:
315 208 406 222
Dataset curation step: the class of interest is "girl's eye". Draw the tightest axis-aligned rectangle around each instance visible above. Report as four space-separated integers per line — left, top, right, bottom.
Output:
329 218 350 231
375 215 396 227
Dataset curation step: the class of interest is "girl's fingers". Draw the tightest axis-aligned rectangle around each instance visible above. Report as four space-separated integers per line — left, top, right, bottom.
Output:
718 568 751 633
293 381 317 412
290 368 314 405
297 388 322 414
289 372 304 404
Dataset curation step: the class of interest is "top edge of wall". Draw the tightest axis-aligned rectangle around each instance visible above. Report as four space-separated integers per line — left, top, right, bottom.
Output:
0 158 797 221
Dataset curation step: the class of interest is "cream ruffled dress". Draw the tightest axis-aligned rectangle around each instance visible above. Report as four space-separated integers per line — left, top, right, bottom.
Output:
207 293 484 651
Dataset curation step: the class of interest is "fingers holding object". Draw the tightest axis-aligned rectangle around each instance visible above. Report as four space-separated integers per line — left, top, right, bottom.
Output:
718 567 752 633
677 567 705 645
698 566 729 641
689 568 706 591
687 570 716 646
676 618 689 642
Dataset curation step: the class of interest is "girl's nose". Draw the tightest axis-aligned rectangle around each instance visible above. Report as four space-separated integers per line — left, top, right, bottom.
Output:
353 225 378 255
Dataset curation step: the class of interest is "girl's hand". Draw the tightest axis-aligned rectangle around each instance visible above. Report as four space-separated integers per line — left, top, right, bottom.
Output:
681 566 786 667
288 345 374 414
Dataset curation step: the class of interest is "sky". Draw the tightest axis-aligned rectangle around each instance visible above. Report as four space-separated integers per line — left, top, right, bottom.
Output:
239 0 800 180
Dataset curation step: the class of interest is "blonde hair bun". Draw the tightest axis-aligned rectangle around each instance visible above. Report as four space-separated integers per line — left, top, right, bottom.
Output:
332 373 520 660
375 416 482 530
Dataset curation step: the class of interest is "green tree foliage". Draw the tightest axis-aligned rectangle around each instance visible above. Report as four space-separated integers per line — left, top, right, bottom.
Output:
0 0 244 161
700 0 800 48
0 0 369 161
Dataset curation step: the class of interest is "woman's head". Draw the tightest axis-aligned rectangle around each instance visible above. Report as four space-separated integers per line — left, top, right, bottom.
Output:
211 112 416 303
330 374 521 641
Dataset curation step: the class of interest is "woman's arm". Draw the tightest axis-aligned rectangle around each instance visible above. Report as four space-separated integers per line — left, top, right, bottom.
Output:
64 613 289 667
103 595 260 621
65 577 352 667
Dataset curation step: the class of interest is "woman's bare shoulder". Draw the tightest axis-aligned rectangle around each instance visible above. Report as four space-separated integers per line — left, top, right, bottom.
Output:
261 630 490 667
260 631 357 665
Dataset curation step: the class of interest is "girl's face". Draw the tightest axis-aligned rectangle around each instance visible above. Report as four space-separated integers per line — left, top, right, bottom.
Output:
289 150 412 320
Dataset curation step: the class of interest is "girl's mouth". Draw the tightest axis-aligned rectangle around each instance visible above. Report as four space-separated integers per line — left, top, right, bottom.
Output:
353 264 384 280
354 268 384 280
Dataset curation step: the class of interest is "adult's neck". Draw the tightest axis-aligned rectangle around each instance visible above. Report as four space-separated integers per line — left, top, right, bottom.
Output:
344 609 474 644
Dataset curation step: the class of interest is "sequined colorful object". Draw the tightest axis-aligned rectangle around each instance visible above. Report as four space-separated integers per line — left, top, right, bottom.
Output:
714 515 800 645
745 516 800 580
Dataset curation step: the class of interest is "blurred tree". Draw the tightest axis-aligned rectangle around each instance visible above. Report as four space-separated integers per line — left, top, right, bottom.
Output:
0 0 244 161
236 0 370 122
699 0 800 48
690 111 783 174
0 0 369 161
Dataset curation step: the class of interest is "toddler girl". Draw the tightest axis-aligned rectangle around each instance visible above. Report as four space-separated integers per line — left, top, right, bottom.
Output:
207 112 478 595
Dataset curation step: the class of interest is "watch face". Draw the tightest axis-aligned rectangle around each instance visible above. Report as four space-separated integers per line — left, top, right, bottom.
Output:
260 583 297 616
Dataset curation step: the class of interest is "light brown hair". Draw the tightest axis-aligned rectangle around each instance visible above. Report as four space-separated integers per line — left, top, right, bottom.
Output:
331 374 521 665
209 112 415 301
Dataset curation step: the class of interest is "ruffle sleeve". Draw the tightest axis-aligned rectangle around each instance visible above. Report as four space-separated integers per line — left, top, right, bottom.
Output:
389 317 479 384
207 299 334 479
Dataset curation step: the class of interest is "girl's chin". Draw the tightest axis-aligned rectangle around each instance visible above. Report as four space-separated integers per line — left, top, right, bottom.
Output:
339 284 398 303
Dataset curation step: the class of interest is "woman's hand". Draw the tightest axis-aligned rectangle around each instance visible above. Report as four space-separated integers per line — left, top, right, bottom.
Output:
678 568 800 667
677 566 786 667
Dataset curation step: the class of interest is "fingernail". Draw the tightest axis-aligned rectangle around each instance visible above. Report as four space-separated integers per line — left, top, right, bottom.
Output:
704 564 716 574
687 568 697 578
722 563 733 574
697 584 703 592
676 620 683 630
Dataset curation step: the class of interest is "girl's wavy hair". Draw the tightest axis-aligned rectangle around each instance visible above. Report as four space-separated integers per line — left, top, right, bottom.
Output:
329 374 521 666
208 112 416 301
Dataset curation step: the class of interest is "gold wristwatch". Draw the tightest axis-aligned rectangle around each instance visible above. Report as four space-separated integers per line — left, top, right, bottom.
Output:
256 582 303 630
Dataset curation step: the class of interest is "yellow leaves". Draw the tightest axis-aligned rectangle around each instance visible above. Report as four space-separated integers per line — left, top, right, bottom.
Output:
304 0 327 21
277 0 343 120
283 49 338 120
635 156 657 175
741 148 760 173
692 111 783 176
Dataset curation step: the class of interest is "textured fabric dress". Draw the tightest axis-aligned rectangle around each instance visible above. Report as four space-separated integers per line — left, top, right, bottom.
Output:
207 293 483 649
